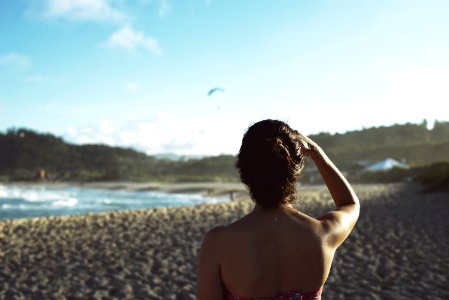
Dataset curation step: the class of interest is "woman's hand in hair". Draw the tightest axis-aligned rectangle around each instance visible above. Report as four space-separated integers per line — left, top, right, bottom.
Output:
296 133 320 158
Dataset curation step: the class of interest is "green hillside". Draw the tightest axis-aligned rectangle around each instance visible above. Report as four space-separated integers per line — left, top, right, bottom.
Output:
0 129 236 182
1 120 449 183
312 120 449 168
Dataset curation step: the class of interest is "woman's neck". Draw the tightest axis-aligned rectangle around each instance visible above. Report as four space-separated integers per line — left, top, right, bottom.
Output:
252 203 295 216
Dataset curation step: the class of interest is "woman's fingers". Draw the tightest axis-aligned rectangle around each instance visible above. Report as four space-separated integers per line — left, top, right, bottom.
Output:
296 132 318 156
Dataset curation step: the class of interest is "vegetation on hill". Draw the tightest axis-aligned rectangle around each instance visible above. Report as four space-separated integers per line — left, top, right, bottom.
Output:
312 120 449 169
414 161 449 193
0 129 237 182
1 120 449 186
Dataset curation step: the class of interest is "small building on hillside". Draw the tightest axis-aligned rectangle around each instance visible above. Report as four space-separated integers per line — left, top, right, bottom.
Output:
365 158 409 172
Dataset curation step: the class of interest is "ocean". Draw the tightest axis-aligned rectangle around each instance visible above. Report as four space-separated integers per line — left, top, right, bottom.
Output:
0 184 229 220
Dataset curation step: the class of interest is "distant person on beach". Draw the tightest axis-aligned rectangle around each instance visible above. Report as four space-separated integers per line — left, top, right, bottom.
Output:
197 119 360 300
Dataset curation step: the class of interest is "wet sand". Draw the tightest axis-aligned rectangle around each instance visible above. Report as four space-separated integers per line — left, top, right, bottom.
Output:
0 183 448 299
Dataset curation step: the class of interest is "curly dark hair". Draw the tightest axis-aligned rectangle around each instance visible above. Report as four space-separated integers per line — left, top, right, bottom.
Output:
236 119 305 208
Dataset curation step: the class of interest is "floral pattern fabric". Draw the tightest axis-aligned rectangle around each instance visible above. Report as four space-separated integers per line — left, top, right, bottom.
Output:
227 287 323 300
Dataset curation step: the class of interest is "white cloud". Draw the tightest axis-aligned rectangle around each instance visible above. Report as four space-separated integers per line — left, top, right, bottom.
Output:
98 119 116 134
297 67 449 134
386 68 449 99
158 0 171 17
34 0 125 22
64 114 242 155
25 74 67 84
137 0 173 16
66 122 116 145
26 75 47 83
0 52 32 69
382 68 449 119
103 26 162 54
126 81 140 94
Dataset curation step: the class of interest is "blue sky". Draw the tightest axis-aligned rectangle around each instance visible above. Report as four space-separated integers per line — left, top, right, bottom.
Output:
1 0 448 155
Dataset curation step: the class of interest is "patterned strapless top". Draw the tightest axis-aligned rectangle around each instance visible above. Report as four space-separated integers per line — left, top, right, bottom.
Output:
227 287 323 300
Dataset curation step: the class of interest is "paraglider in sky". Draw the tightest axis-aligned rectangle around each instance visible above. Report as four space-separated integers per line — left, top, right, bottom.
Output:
207 87 225 97
207 87 225 110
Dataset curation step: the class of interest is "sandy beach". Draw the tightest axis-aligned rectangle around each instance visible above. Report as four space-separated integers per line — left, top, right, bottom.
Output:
0 183 448 299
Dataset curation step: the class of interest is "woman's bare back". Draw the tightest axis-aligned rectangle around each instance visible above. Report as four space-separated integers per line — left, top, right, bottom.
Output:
218 206 335 297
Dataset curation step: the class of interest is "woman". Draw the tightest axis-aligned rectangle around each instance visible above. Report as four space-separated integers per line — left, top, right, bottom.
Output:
197 119 360 300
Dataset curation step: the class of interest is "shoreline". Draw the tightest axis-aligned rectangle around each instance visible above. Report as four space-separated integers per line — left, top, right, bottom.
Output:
0 181 250 222
0 181 249 198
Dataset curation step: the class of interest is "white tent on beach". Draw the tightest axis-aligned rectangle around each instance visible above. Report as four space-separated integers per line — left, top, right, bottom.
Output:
366 158 409 172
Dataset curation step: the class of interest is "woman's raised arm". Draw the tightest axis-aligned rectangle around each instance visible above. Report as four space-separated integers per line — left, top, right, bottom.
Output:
298 134 360 249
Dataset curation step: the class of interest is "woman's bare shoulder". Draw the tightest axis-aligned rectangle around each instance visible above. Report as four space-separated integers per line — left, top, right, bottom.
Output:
200 223 241 260
203 214 254 246
202 220 240 242
203 225 227 242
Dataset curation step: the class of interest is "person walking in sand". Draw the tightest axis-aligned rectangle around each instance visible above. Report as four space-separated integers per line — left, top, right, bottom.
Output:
197 119 360 300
